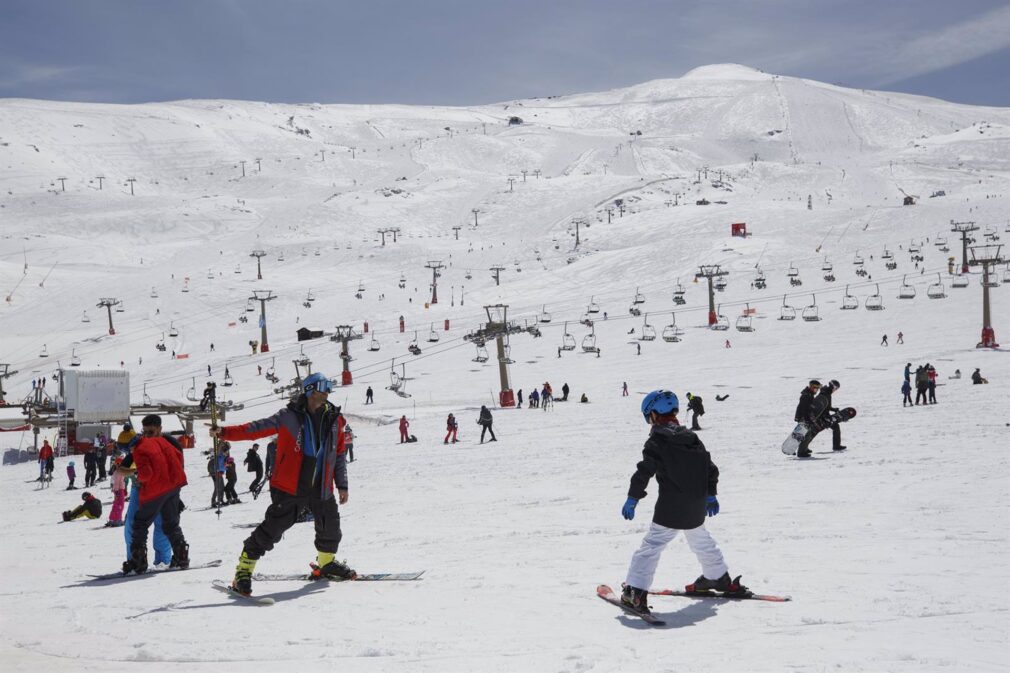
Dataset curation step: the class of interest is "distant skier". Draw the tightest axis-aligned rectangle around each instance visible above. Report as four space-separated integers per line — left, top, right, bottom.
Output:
477 406 497 443
896 331 904 345
686 393 705 431
903 363 912 383
619 390 748 616
66 460 77 490
516 389 523 408
38 439 54 481
881 334 889 347
561 383 570 401
926 365 937 404
83 446 98 488
622 382 629 397
224 453 241 504
901 379 912 407
444 413 459 444
244 444 264 493
344 424 355 462
365 386 374 405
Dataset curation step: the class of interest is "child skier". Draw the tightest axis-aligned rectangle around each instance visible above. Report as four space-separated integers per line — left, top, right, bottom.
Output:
619 390 747 615
66 460 77 490
106 457 127 527
444 414 458 444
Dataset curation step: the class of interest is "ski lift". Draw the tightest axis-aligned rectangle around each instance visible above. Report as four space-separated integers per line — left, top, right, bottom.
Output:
629 306 642 317
156 332 167 351
303 301 312 309
408 331 421 355
427 323 440 343
982 274 1000 288
81 311 90 323
278 253 285 262
778 295 796 321
753 270 766 289
168 322 178 337
821 258 833 272
711 305 729 331
735 304 755 332
886 259 898 271
939 245 950 253
314 249 321 256
388 364 402 392
935 236 947 247
580 313 594 327
581 325 599 353
640 314 656 341
674 281 686 297
823 271 836 282
561 322 577 351
181 282 189 293
245 299 255 312
587 296 600 314
234 264 242 274
398 274 406 289
39 344 49 358
787 263 799 277
865 284 884 310
790 275 803 287
927 273 946 299
357 281 365 293
207 269 215 279
908 240 920 254
150 287 159 298
714 277 727 292
662 313 683 342
898 275 916 299
951 274 969 288
266 358 276 379
802 295 821 322
70 348 81 366
115 302 125 313
223 372 234 387
633 287 646 304
500 342 514 365
306 290 315 302
539 305 552 323
1003 265 1010 284
186 378 198 402
473 344 489 363
853 252 864 266
882 248 893 260
368 335 380 352
841 285 858 310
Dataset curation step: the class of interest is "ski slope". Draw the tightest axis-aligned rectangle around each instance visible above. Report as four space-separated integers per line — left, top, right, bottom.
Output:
1 64 1008 672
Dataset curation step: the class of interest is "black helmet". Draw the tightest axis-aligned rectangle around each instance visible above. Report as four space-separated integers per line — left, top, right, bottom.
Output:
82 491 92 500
829 379 840 389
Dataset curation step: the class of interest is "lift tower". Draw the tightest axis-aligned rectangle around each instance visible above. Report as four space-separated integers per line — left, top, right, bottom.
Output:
969 243 1004 348
252 290 276 353
250 250 267 280
951 220 979 274
97 298 122 335
694 266 729 326
425 261 444 304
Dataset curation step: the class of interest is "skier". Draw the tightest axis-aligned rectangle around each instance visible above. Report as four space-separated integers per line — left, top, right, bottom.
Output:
365 386 374 405
541 382 554 411
123 414 189 573
244 444 264 493
517 389 523 408
561 383 570 402
619 390 747 615
344 424 355 462
106 457 127 527
478 406 497 443
622 382 629 397
208 448 226 509
914 366 928 405
901 379 913 407
63 491 103 522
199 382 216 412
926 365 937 404
444 413 459 444
798 380 846 455
399 415 410 443
897 331 904 345
881 334 889 347
83 446 97 487
686 392 705 431
903 363 912 384
38 439 54 481
529 388 540 408
212 372 353 596
66 460 76 490
95 436 108 482
224 453 241 504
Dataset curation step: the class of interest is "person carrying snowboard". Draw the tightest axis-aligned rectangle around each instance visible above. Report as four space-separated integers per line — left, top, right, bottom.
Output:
211 372 353 597
619 390 747 615
686 392 705 431
798 380 846 455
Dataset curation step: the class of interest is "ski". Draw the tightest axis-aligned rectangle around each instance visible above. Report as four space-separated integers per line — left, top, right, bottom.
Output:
211 580 275 605
596 584 666 626
86 559 222 582
253 570 425 582
650 588 791 602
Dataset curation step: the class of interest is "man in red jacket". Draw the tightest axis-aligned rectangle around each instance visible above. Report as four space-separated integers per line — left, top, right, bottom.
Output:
212 372 353 596
123 415 189 573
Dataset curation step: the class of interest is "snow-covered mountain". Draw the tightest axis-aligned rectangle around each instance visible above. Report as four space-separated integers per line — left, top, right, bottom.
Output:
1 65 1008 672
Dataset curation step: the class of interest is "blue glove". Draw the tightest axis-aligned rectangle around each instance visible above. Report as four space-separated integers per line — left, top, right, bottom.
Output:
706 495 720 517
622 497 638 520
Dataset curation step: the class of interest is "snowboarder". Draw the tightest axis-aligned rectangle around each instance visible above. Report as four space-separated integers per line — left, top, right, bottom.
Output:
793 380 821 458
561 383 570 401
244 444 264 493
619 390 747 615
365 386 374 404
686 393 705 431
477 406 496 443
444 413 459 444
63 491 103 522
399 415 410 443
123 414 189 574
66 460 76 490
211 372 354 596
798 380 846 454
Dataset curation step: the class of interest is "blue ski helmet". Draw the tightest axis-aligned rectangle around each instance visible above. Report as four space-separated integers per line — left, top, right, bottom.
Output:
302 372 332 395
641 390 679 422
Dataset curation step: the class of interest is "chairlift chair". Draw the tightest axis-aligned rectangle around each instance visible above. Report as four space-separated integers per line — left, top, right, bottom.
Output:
473 344 489 363
157 332 167 351
865 284 884 310
186 378 198 402
853 252 864 266
223 372 234 387
427 323 440 343
357 281 365 293
787 263 799 277
81 311 90 323
629 306 642 317
898 275 916 299
823 272 836 282
662 313 683 342
39 344 49 358
882 248 893 260
587 296 600 314
70 348 81 366
150 287 159 298
500 343 514 364
143 385 152 407
207 270 215 279
266 358 276 378
465 269 472 281
234 264 242 274
581 326 599 353
674 282 686 296
927 273 946 299
711 305 730 331
951 274 969 288
168 322 179 337
278 253 285 261
633 287 646 304
779 295 796 321
735 305 755 332
181 283 189 293
369 335 380 352
714 277 727 292
790 276 803 287
886 260 898 271
561 322 577 351
246 299 255 312
821 259 833 272
981 275 1000 288
1002 265 1010 284
115 302 124 313
640 314 656 341
754 269 767 289
841 286 858 310
802 295 821 322
908 240 920 253
539 305 552 323
306 291 315 302
935 236 947 247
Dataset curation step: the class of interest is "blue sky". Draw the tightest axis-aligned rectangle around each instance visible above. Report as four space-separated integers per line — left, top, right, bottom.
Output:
2 0 1008 107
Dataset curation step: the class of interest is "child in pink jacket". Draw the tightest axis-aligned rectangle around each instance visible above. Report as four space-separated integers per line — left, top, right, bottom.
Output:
106 457 127 527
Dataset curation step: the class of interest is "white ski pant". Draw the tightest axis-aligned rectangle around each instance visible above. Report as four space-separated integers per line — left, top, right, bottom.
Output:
625 521 728 591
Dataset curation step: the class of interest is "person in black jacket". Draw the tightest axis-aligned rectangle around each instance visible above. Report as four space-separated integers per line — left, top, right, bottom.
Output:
797 379 845 456
686 392 705 430
619 390 747 615
83 446 98 488
63 491 103 521
244 444 264 493
477 406 496 443
561 383 570 401
794 380 821 424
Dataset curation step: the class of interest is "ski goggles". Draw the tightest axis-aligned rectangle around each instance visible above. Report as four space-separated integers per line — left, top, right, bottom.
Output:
305 378 333 394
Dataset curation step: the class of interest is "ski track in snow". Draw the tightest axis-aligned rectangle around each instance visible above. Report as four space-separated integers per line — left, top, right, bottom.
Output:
1 65 1009 672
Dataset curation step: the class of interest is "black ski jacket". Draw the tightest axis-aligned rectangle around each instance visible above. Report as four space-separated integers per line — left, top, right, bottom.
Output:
809 388 837 427
627 423 718 530
688 396 705 415
478 407 493 426
244 449 263 473
794 387 816 423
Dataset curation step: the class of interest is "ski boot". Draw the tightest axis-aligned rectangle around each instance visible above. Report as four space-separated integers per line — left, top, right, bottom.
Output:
620 585 651 615
796 449 812 458
232 551 257 596
685 572 750 597
170 541 190 569
311 552 356 581
123 544 148 575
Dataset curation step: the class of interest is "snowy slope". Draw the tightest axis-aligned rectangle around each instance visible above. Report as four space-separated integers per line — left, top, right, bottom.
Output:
1 65 1009 672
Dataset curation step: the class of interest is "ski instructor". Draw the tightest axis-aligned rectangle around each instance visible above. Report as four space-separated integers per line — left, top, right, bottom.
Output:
210 372 355 597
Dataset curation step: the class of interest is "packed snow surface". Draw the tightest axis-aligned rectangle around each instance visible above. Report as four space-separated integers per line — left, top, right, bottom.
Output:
1 65 1008 672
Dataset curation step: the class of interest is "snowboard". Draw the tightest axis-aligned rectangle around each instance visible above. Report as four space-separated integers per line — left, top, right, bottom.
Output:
781 407 857 455
86 559 223 582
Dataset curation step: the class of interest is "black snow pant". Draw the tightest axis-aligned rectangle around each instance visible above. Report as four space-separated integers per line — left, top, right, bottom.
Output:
211 474 225 507
479 423 496 442
243 488 342 560
690 410 703 430
132 489 186 552
903 392 913 406
249 469 264 493
224 475 239 502
85 466 97 487
927 383 936 404
798 423 841 452
97 457 107 481
915 385 927 405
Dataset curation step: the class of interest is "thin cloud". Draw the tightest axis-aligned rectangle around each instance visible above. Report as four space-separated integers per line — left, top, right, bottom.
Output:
0 63 80 90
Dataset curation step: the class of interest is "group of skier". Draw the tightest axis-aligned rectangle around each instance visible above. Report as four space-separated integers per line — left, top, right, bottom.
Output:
902 362 938 406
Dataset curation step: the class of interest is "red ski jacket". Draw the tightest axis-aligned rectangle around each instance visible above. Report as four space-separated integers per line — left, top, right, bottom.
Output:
39 443 53 461
133 436 187 504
